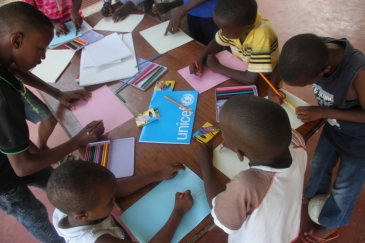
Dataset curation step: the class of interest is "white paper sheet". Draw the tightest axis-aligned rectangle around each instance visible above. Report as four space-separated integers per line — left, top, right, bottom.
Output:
82 51 121 68
80 20 93 34
140 21 193 54
79 33 138 86
212 145 249 179
93 14 145 33
31 50 75 83
84 32 132 66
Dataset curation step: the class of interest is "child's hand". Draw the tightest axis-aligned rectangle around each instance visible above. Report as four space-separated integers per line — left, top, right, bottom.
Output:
267 88 286 104
101 2 113 17
71 11 83 30
137 0 153 12
174 190 194 215
53 22 69 37
153 2 170 15
56 90 92 109
74 121 104 147
193 144 213 170
189 59 204 76
112 1 134 22
164 7 184 35
157 162 185 180
206 54 222 72
296 106 326 123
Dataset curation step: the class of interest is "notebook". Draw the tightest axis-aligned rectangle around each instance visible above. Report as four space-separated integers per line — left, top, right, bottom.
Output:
120 166 211 243
139 90 198 144
49 21 82 48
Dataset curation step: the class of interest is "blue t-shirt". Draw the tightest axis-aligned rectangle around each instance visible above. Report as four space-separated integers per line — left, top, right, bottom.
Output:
183 0 217 18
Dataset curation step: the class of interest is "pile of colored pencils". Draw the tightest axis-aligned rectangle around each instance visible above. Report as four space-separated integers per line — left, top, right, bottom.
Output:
85 141 109 167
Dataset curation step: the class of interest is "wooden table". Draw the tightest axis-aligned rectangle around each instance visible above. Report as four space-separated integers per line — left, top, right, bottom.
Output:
39 10 325 243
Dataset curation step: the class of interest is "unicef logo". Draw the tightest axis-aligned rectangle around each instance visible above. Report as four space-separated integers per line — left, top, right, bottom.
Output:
181 94 194 106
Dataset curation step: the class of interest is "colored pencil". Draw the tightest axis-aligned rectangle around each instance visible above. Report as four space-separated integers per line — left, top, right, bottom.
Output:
195 60 202 78
164 95 194 113
116 93 126 103
132 63 156 84
87 121 103 134
141 67 164 89
115 72 140 93
135 54 162 67
259 72 296 111
134 65 160 85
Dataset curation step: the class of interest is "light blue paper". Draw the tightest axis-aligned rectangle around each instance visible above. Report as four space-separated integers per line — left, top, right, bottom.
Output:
120 167 211 243
139 90 198 144
50 21 82 47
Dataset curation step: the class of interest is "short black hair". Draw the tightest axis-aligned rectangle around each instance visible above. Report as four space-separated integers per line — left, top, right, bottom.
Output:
214 0 257 26
220 95 291 159
0 2 53 38
279 34 329 83
47 161 115 214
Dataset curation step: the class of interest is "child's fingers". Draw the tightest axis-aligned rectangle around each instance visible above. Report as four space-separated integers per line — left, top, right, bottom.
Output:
85 120 103 129
171 163 185 172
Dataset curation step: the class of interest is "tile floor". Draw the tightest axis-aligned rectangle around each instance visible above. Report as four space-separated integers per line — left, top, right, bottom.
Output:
0 0 365 242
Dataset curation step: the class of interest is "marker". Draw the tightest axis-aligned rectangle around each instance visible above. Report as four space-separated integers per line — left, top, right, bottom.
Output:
195 60 202 79
87 121 103 135
258 72 296 111
164 95 194 113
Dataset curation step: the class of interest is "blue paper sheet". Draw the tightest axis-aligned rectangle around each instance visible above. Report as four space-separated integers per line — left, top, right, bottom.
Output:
120 167 211 243
50 21 82 47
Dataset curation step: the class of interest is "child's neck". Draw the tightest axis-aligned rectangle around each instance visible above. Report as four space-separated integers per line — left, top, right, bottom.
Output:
251 148 292 169
62 215 109 229
0 41 13 69
324 43 346 77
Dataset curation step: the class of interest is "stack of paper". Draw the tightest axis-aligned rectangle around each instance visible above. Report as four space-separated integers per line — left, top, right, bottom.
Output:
79 33 138 86
49 21 92 49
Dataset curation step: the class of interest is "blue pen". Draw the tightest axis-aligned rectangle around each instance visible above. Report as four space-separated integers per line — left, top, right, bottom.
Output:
115 72 139 93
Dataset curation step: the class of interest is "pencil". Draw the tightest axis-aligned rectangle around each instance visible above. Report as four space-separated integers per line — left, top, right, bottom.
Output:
164 95 194 113
258 72 296 111
116 93 126 103
115 72 140 93
195 60 202 78
135 54 162 68
87 121 103 135
141 67 164 89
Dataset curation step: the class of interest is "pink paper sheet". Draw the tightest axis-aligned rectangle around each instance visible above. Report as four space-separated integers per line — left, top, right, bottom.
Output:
72 85 134 134
178 50 248 94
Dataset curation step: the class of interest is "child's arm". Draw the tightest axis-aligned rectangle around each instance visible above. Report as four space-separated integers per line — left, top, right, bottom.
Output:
164 0 205 35
189 39 222 76
71 0 83 29
193 144 224 208
267 65 286 104
112 0 146 22
296 68 365 123
7 121 104 177
95 191 193 243
9 65 91 109
152 0 182 16
115 162 185 197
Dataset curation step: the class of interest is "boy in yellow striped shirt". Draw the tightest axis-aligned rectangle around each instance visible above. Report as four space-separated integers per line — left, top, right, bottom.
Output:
189 0 280 84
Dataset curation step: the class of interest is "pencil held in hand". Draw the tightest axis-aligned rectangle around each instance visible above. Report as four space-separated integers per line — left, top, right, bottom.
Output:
87 121 103 134
195 60 202 78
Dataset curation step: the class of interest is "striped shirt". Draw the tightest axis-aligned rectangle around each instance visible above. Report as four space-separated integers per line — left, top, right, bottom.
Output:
215 12 279 77
23 0 83 23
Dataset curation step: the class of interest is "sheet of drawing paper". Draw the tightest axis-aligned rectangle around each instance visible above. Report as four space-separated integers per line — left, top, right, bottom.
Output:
82 51 121 68
72 85 134 134
79 33 138 86
212 145 249 179
265 89 310 129
80 20 93 34
178 50 248 94
84 32 132 66
31 50 75 83
120 167 211 243
93 14 145 33
80 30 104 44
140 21 193 54
49 21 82 47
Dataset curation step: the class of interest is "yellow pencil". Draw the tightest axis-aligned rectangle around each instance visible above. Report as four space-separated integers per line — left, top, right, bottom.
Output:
259 72 296 111
103 144 109 168
164 96 194 113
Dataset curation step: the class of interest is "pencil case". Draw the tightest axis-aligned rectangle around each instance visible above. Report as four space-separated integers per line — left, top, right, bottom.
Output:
85 137 135 178
128 58 168 91
215 85 258 122
192 122 220 143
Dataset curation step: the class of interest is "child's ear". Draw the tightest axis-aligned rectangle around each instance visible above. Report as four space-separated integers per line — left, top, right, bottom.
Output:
74 212 89 221
11 33 24 49
322 65 331 74
236 149 245 162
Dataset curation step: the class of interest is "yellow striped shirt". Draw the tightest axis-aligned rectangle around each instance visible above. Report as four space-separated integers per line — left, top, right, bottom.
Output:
215 13 280 77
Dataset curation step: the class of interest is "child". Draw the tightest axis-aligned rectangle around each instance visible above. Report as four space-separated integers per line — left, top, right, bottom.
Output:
155 0 219 46
0 3 104 242
23 0 83 36
276 34 365 243
193 95 307 242
189 0 280 85
101 0 146 22
47 161 193 243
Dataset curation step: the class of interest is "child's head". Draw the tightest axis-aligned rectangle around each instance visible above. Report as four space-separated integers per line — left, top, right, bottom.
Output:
220 95 291 164
47 161 117 222
279 34 331 86
0 2 54 71
213 0 257 39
